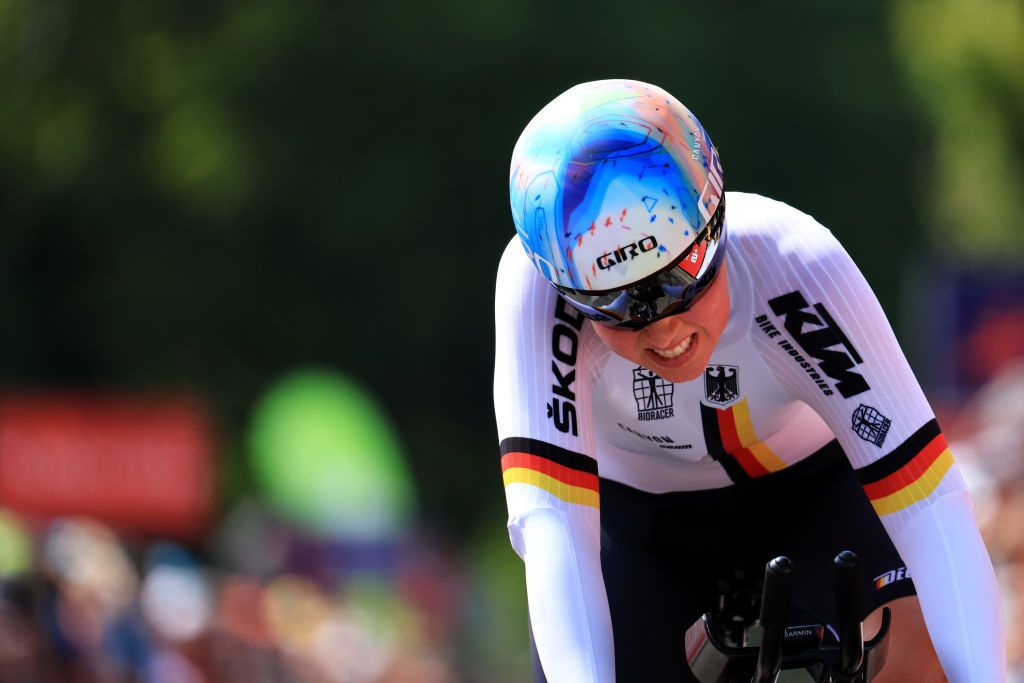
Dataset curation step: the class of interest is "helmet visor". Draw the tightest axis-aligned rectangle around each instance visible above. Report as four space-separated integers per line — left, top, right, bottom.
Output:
554 199 726 330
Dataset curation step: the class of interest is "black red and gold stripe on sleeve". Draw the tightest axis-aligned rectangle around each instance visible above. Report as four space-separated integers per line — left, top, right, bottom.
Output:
855 419 954 516
500 437 599 509
701 399 786 482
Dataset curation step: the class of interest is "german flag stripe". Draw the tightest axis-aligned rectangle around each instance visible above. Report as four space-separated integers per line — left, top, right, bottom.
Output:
731 400 786 474
716 407 744 455
856 420 941 486
501 468 600 508
867 449 954 516
701 403 750 483
704 400 784 479
748 441 786 474
732 403 757 445
498 437 600 509
499 437 598 475
733 446 770 478
855 420 955 516
500 452 598 491
862 434 948 499
719 403 770 477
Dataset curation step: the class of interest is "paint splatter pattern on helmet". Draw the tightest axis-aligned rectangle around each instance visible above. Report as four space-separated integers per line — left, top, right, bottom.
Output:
510 79 724 292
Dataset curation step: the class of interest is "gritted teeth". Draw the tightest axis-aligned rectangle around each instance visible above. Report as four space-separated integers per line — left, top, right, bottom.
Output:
651 334 694 359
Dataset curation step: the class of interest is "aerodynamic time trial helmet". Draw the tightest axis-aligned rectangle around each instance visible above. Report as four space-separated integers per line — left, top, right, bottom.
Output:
509 79 726 329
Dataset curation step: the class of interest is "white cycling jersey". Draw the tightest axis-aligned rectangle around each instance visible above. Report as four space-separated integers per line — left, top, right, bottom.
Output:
494 191 1006 682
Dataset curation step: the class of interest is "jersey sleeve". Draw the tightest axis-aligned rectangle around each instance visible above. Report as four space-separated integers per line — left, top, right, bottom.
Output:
743 203 966 537
494 238 605 532
744 200 1005 680
493 239 615 682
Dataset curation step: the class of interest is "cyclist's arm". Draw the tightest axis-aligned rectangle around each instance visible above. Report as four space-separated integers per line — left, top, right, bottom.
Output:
512 507 613 683
747 199 1006 681
494 240 615 683
894 490 1006 682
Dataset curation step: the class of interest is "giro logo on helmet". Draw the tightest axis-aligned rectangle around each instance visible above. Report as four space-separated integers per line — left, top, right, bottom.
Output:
596 236 659 271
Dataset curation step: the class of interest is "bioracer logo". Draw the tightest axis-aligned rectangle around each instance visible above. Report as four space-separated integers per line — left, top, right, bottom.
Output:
596 236 659 270
632 367 674 421
546 297 585 436
768 291 870 399
852 404 891 448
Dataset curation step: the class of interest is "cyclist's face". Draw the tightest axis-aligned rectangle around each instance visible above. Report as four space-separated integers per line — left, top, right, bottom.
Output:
592 261 731 383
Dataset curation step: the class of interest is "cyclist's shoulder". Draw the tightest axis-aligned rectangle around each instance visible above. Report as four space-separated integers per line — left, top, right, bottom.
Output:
497 236 545 290
497 236 545 302
497 235 525 273
726 191 835 242
726 191 847 271
495 236 591 339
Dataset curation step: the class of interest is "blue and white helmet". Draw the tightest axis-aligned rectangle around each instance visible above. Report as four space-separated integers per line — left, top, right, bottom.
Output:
509 79 726 326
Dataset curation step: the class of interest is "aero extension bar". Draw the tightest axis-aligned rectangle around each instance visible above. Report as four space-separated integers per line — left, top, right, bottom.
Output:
684 551 891 683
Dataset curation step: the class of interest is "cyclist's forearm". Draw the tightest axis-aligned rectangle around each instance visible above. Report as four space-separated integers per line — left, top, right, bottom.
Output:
894 490 1007 682
512 507 615 683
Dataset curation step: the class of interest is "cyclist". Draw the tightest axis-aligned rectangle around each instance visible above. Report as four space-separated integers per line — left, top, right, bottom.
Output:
494 79 1006 682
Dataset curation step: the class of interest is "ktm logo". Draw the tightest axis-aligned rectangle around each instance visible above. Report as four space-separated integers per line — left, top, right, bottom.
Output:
768 291 870 399
596 236 659 270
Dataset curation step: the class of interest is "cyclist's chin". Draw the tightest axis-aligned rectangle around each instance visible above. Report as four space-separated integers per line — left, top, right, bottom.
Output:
596 323 714 383
644 359 706 383
631 330 710 381
639 345 712 383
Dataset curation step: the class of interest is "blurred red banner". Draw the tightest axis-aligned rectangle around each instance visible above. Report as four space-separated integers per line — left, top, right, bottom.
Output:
0 394 216 539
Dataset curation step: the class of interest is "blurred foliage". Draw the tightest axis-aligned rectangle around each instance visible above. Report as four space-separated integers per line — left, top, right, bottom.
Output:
0 0 975 538
0 509 31 577
892 0 1024 264
464 525 531 681
248 368 414 540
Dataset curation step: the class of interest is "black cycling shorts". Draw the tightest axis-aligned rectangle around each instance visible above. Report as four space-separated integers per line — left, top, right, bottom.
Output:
529 440 916 682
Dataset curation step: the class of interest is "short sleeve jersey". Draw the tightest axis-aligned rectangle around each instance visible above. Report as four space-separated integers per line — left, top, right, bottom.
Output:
494 191 966 544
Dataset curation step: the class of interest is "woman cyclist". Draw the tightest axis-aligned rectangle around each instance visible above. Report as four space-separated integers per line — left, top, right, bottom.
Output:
494 79 1006 682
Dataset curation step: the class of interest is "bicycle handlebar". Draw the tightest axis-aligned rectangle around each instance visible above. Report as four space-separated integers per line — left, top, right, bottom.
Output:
752 557 794 682
834 551 865 681
683 550 891 683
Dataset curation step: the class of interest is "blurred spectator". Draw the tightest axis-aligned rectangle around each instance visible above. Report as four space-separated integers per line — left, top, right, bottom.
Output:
0 507 468 683
0 578 58 683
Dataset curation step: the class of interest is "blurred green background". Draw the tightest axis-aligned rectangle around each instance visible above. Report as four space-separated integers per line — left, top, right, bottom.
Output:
0 0 1022 680
3 0 1023 528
